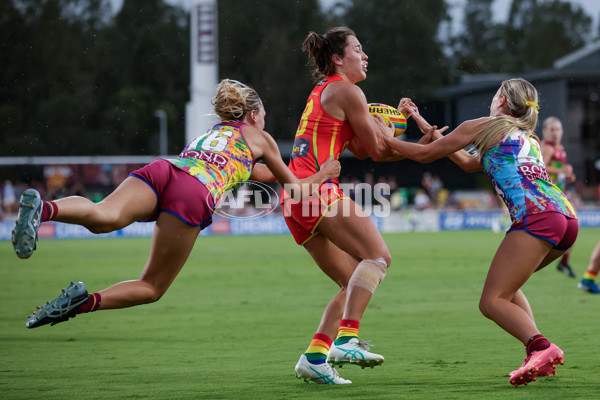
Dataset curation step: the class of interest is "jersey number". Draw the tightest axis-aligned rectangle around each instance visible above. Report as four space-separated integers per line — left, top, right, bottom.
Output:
200 130 234 152
296 99 314 138
512 132 544 167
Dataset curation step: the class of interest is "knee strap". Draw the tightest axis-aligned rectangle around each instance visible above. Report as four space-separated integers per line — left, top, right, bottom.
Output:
348 258 388 294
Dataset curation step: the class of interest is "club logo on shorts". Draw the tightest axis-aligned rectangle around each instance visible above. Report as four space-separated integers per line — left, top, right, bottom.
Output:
210 180 280 219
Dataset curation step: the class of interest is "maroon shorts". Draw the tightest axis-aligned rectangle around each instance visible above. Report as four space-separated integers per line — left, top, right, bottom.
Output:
508 212 578 250
130 159 214 228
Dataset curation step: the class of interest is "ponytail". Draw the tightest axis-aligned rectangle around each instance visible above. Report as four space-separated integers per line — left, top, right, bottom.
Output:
212 79 262 121
473 78 539 155
302 27 355 81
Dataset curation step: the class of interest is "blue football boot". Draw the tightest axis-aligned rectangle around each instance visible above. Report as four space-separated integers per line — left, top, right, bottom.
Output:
26 282 89 328
12 188 42 259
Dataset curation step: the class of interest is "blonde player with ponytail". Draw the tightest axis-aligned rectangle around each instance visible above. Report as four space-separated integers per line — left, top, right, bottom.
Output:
13 79 341 332
383 78 578 386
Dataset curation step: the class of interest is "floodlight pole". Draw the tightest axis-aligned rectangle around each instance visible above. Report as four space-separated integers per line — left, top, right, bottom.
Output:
154 109 168 155
187 0 218 145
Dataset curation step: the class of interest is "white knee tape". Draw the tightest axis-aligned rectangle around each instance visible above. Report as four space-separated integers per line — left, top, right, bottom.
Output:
348 258 388 294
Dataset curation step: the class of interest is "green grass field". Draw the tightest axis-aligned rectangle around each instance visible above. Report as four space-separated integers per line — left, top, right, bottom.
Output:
1 229 599 399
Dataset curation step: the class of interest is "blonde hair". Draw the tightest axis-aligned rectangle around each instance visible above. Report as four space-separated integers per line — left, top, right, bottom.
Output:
212 79 263 121
472 78 539 155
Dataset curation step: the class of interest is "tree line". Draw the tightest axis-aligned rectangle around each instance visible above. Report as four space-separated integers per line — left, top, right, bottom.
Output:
1 0 596 156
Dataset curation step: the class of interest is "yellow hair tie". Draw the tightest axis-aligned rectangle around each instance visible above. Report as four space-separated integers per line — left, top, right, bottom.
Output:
525 101 539 114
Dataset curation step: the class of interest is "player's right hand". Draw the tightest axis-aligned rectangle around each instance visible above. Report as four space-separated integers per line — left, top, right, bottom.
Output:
321 156 341 180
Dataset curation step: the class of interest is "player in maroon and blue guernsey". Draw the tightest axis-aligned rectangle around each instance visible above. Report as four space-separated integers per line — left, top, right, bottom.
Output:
541 117 578 278
12 80 341 330
383 78 576 386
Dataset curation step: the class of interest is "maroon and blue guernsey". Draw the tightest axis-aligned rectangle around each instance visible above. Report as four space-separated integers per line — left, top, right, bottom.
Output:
481 129 576 223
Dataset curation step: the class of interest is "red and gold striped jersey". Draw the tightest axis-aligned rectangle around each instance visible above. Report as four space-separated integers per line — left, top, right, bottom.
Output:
288 75 354 181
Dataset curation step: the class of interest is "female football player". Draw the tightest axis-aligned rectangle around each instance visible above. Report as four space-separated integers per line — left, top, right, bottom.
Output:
540 116 577 278
384 78 576 386
13 79 341 330
252 26 423 384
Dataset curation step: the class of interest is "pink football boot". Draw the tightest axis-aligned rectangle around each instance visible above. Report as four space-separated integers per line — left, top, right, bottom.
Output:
509 344 564 386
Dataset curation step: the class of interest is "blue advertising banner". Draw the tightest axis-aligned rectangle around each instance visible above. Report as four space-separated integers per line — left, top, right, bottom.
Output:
0 210 597 240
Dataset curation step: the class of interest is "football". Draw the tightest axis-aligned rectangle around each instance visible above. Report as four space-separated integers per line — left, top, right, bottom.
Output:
368 103 407 137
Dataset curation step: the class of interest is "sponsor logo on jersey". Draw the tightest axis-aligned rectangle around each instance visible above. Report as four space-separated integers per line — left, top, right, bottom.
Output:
518 164 551 182
180 150 228 170
291 138 310 160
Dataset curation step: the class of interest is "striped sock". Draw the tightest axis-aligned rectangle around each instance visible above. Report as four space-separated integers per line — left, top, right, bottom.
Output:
75 293 102 314
304 333 332 365
41 201 58 222
583 269 598 281
334 319 359 345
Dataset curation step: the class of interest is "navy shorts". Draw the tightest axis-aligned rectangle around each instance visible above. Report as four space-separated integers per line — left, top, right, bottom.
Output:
508 212 578 250
130 159 214 228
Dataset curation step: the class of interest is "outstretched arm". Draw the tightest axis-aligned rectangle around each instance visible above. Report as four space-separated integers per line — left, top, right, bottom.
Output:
244 126 340 198
399 106 483 172
352 98 445 162
382 118 487 172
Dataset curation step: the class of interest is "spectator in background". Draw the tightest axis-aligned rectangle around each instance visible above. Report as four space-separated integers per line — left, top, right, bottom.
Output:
413 188 431 210
2 180 18 214
421 171 433 197
541 116 577 278
376 176 390 205
421 172 444 206
387 175 398 195
44 165 72 200
436 188 451 208
390 188 407 210
429 175 444 205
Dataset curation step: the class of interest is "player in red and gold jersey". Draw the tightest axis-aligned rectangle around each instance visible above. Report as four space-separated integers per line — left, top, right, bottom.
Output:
283 27 418 384
288 74 355 180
